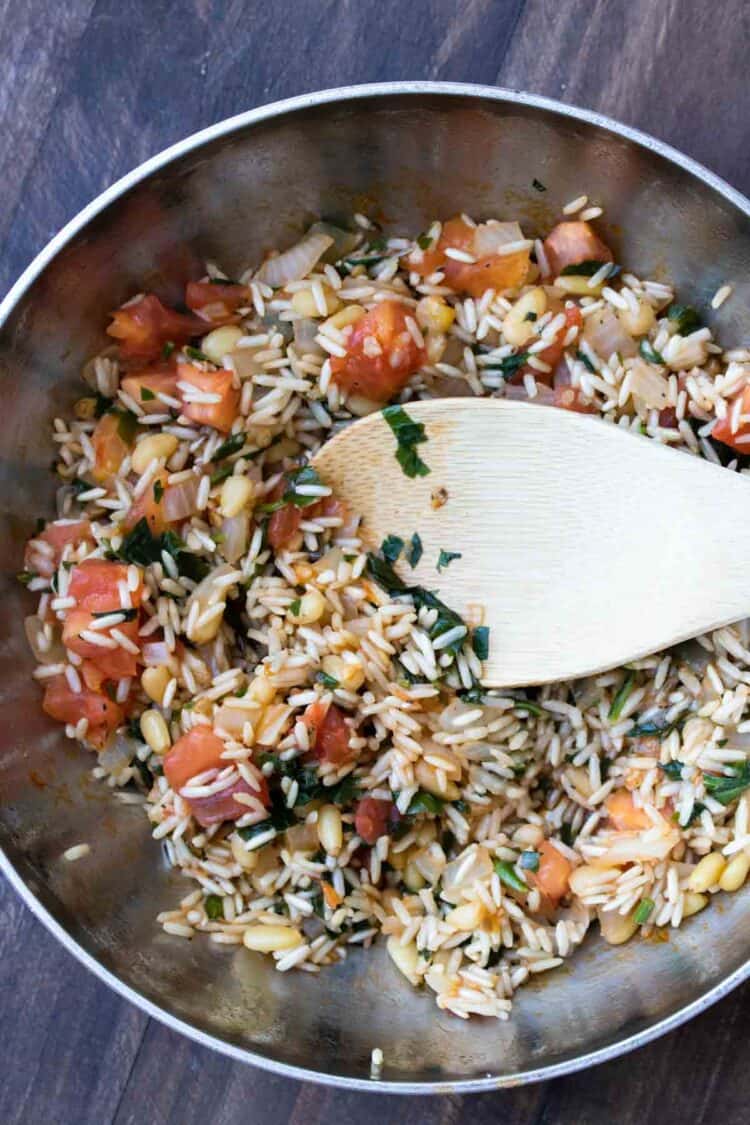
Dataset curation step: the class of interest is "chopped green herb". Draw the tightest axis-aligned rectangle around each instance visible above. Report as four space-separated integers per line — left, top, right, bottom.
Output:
417 233 433 250
406 532 423 568
365 553 469 660
559 259 620 279
92 607 137 621
627 712 687 739
407 790 444 816
493 859 528 893
256 464 326 513
213 432 247 462
608 670 635 722
703 761 750 806
684 800 706 826
472 626 490 662
483 352 529 378
524 311 538 322
162 341 175 359
639 339 665 365
140 386 156 401
560 822 577 847
326 772 360 805
513 700 543 717
532 178 547 192
459 686 485 704
659 760 685 780
317 671 339 689
94 392 113 418
519 850 540 872
576 349 597 374
17 570 35 586
153 479 164 503
633 897 655 925
184 345 213 364
381 535 405 563
209 464 234 486
116 410 139 444
205 894 224 920
288 597 301 616
437 549 461 572
119 519 210 582
381 405 431 479
667 304 701 336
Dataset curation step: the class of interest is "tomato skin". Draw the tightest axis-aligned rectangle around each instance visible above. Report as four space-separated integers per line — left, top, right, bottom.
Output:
185 281 250 323
530 840 573 905
68 559 143 612
605 790 651 831
25 520 93 578
124 470 169 534
92 413 131 484
42 675 123 748
107 295 204 361
712 386 750 452
177 363 240 433
121 369 179 415
542 221 613 277
303 700 352 764
330 300 426 402
355 797 392 844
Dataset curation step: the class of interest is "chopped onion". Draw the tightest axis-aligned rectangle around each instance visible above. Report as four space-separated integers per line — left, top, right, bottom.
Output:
473 221 524 257
214 702 252 739
628 357 670 410
306 221 360 263
441 844 493 904
255 232 334 289
583 307 637 362
141 640 171 666
220 512 249 563
99 733 138 775
293 318 325 356
25 615 64 664
163 475 200 522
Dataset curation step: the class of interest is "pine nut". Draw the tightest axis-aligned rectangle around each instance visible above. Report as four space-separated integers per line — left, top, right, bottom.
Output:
291 285 340 318
141 665 170 705
416 295 455 334
248 675 276 705
140 709 171 754
501 287 547 347
242 924 303 953
201 326 244 365
597 907 638 945
323 305 365 332
288 589 326 625
682 891 709 917
317 805 343 854
446 900 484 930
220 474 255 517
131 433 178 475
617 298 656 338
719 851 750 892
231 834 259 871
321 653 365 692
386 936 420 983
688 851 726 892
403 860 426 892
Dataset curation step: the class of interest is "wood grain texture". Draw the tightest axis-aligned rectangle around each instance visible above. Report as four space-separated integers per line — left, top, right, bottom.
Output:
1 1 749 1122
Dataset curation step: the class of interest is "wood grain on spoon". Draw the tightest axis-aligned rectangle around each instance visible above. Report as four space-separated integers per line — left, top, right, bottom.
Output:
313 398 750 687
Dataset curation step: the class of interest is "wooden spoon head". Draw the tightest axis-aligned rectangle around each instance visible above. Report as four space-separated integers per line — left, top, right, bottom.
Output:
313 398 750 687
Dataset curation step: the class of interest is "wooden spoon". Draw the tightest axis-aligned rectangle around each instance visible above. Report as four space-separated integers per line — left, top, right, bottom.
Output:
313 397 750 687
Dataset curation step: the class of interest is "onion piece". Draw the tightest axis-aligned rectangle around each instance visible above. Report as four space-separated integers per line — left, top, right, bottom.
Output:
473 221 524 257
306 221 360 263
141 640 172 666
162 475 200 522
293 318 325 356
627 357 670 410
255 232 334 289
25 615 65 664
583 307 637 362
99 732 138 775
220 512 249 563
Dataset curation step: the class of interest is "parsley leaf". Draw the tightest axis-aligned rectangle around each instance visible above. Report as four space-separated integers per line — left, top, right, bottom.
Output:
380 535 405 563
205 894 224 920
116 410 139 444
140 386 156 401
559 259 620 279
667 304 701 336
639 339 665 365
437 549 462 572
576 349 596 373
382 405 430 479
153 479 164 503
288 597 301 616
608 670 635 721
472 626 490 662
317 671 339 689
493 859 527 893
532 178 547 192
406 532 423 568
213 432 247 462
703 762 750 806
184 345 213 364
256 465 326 513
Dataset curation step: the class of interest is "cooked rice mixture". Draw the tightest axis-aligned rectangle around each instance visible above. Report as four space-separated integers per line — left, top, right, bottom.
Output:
20 209 750 1020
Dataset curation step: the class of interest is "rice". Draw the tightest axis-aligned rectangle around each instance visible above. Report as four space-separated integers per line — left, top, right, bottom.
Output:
20 207 750 1023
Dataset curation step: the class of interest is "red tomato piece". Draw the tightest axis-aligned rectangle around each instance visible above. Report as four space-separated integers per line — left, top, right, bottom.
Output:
265 477 302 551
121 368 179 415
107 295 205 362
177 363 240 433
62 611 140 679
164 726 227 792
354 797 392 844
187 776 270 828
24 520 93 578
605 790 652 831
42 675 123 748
330 300 426 402
124 470 169 534
712 386 750 452
530 840 573 905
512 305 584 386
303 700 352 764
68 559 143 612
92 413 132 484
185 281 250 323
409 217 530 296
542 221 613 277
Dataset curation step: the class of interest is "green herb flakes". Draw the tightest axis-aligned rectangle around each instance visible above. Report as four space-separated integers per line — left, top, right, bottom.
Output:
162 341 176 359
140 386 156 401
437 549 461 572
559 259 620 279
576 349 597 374
667 304 702 336
639 339 665 365
213 432 247 462
382 404 430 479
659 760 685 780
317 671 339 689
406 532 423 568
703 761 750 806
288 597 301 616
153 479 164 503
472 626 490 662
633 897 655 925
493 859 527 893
381 535 405 563
116 410 139 444
205 894 224 920
407 790 444 816
184 345 213 364
608 670 635 722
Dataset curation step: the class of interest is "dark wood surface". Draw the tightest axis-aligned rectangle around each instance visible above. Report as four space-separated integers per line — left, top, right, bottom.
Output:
2 1 749 1121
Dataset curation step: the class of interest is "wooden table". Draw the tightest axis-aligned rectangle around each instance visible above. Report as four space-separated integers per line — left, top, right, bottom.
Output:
2 2 749 1121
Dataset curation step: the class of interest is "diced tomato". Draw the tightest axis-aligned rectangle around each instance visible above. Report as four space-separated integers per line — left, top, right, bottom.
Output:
554 387 597 414
330 300 426 402
185 281 250 323
187 776 269 828
92 413 132 484
530 840 573 905
658 406 678 429
68 559 143 612
355 797 392 844
124 470 169 534
711 386 750 453
62 611 140 679
512 306 584 386
80 660 106 693
605 790 651 831
164 726 227 792
409 217 530 297
42 675 123 748
303 700 352 764
265 477 302 551
121 368 179 415
107 294 205 362
24 520 93 578
542 221 613 277
177 363 240 433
